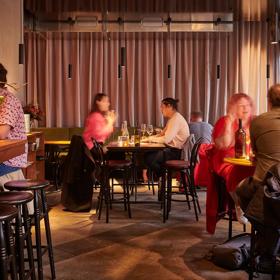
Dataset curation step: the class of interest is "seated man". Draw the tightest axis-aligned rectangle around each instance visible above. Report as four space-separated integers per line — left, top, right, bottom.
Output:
144 97 189 178
237 84 280 271
189 111 213 143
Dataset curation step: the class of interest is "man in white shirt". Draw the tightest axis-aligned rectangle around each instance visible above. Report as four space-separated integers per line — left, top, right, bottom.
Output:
144 97 189 177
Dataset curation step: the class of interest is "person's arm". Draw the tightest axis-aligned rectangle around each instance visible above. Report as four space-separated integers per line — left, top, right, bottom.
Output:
147 117 179 144
0 124 11 139
85 113 114 142
213 116 235 149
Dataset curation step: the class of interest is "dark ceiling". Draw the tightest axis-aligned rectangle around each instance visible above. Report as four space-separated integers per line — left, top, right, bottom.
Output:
24 0 280 21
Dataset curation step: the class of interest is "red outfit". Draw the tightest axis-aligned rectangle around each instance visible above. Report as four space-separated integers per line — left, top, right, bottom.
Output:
83 112 114 150
205 116 255 234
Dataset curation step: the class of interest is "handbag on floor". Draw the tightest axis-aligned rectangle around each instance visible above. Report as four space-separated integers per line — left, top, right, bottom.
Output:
211 233 250 270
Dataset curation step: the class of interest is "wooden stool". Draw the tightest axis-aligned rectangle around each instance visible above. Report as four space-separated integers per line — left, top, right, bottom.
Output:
0 205 18 280
4 180 56 280
0 191 35 280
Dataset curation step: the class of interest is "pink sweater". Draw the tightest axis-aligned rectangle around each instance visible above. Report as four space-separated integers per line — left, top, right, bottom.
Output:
83 112 114 150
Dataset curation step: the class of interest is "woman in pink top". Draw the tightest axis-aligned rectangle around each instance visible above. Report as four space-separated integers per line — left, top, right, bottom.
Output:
83 93 116 150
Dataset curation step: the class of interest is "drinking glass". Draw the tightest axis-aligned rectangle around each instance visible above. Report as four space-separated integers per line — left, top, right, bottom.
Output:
140 123 146 137
147 125 153 137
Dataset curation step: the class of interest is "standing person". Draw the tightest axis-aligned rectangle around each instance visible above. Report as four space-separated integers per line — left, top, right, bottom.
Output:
189 111 213 143
0 63 27 189
208 93 255 227
144 97 189 178
236 84 280 271
83 93 116 150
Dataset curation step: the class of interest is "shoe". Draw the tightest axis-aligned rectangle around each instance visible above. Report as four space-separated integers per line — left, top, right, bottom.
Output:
235 206 248 225
256 255 280 274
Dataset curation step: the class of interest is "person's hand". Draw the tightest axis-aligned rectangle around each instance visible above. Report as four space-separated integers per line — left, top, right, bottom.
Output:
106 110 116 125
227 113 236 123
141 136 149 143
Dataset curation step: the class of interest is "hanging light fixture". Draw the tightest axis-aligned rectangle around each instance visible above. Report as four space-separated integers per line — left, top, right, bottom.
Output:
167 16 172 79
120 46 126 66
19 43 24 64
68 63 72 79
118 64 122 79
271 12 279 44
216 65 220 79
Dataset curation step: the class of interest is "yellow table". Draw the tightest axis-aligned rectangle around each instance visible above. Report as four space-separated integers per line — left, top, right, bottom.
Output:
44 140 71 145
224 157 255 167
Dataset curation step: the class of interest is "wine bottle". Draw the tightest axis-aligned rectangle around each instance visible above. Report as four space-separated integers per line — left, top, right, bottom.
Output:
235 119 247 159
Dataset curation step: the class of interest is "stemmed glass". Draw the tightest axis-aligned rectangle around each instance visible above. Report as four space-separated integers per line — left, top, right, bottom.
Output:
140 124 146 137
147 125 153 136
147 125 153 143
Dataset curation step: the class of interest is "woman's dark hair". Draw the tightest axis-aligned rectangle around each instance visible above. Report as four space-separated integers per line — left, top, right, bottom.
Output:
92 93 108 113
161 97 179 110
0 63 7 88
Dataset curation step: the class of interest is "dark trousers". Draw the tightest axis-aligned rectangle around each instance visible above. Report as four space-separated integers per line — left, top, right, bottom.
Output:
144 148 181 177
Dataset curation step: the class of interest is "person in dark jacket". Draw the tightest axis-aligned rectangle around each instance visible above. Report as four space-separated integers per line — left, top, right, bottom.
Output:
237 84 280 271
61 135 96 212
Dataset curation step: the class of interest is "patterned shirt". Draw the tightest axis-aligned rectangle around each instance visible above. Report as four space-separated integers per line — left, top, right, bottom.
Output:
0 88 27 168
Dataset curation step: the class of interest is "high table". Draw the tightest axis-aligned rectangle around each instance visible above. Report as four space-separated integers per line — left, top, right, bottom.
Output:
106 141 166 203
44 140 71 190
224 157 255 167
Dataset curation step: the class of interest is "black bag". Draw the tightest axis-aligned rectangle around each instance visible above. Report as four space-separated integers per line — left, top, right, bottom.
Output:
211 233 250 270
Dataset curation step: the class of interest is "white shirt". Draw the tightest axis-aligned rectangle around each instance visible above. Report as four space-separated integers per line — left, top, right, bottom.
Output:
149 112 189 149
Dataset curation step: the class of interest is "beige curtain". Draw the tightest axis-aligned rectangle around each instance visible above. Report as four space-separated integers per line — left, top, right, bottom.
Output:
24 0 280 127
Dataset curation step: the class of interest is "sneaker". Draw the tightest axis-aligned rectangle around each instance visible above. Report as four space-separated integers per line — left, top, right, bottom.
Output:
235 206 248 225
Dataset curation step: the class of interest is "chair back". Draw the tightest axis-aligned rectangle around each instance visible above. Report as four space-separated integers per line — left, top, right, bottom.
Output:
181 134 196 161
91 138 106 167
188 137 204 185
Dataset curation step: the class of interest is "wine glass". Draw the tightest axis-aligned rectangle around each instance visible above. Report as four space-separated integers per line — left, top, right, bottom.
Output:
147 125 153 137
140 123 146 137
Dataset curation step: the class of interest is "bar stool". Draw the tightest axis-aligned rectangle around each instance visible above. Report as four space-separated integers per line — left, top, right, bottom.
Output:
4 180 56 280
162 138 202 222
0 204 18 280
92 139 133 223
0 191 35 280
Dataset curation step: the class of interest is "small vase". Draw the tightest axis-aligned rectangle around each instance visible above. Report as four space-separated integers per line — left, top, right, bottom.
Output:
24 114 30 133
30 119 38 128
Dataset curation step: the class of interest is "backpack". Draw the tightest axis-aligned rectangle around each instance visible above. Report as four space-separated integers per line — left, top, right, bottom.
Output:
211 233 250 270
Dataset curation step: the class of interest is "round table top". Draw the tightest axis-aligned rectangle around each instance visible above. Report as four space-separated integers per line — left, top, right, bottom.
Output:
224 157 255 167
